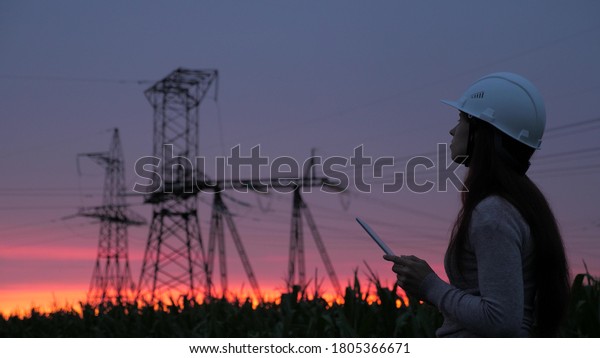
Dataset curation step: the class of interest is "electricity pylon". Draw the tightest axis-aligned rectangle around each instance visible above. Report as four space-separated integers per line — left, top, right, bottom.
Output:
137 68 218 303
206 191 262 302
200 151 344 300
287 187 342 298
136 68 343 304
287 153 342 297
77 128 145 305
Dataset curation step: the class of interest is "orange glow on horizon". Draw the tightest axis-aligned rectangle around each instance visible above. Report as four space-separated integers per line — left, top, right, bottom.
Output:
0 282 411 318
0 284 87 318
0 237 439 318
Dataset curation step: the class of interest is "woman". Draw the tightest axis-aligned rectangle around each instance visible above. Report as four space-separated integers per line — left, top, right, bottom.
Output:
384 72 570 337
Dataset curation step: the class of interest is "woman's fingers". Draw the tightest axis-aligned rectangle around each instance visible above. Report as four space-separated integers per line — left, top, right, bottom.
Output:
392 264 413 276
383 255 416 264
385 254 430 296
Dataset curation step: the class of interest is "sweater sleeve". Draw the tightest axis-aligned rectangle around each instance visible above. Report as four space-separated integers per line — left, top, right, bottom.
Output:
420 198 526 337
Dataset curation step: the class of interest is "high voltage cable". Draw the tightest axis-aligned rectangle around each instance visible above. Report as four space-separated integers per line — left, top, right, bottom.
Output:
195 25 600 151
0 193 100 198
2 25 598 160
207 189 449 251
3 29 599 254
0 217 64 234
531 164 600 175
545 117 600 133
1 135 594 230
0 187 101 191
337 120 600 180
250 193 448 236
531 167 600 177
0 205 81 211
234 188 451 233
532 151 600 165
544 125 600 141
535 146 600 160
0 128 112 160
0 222 93 251
323 116 600 178
0 74 154 85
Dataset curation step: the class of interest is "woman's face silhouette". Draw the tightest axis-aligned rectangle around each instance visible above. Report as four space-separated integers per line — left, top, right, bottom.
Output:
449 112 470 162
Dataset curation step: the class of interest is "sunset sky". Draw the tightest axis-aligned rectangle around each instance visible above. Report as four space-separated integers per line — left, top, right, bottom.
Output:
1 0 599 315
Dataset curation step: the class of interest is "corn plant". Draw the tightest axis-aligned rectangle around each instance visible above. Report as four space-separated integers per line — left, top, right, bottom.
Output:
0 270 597 338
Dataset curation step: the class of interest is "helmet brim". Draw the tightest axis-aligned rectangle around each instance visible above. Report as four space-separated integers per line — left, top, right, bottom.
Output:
440 99 462 111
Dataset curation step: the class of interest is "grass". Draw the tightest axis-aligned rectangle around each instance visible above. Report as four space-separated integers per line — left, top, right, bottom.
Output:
0 269 598 338
561 266 600 337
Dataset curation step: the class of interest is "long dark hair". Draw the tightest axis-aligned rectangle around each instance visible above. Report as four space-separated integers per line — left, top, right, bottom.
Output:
448 117 570 337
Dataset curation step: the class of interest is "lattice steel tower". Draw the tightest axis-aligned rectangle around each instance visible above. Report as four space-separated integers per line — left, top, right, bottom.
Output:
287 154 342 298
287 187 342 298
77 128 145 305
206 191 262 302
137 68 218 303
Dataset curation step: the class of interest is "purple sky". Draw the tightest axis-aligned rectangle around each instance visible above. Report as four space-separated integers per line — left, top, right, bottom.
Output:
1 0 599 311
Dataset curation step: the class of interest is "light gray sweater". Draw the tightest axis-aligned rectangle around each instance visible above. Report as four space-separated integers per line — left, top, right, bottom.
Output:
420 196 536 337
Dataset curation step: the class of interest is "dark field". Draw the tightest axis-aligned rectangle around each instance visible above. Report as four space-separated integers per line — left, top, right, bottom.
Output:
1 272 598 338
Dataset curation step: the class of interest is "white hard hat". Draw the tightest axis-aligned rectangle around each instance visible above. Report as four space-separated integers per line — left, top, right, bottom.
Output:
441 72 546 149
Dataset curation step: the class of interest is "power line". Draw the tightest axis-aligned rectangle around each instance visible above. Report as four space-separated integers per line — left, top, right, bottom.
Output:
0 193 100 198
533 163 600 174
0 217 64 234
545 117 600 133
0 187 100 191
0 128 112 160
0 205 81 211
199 25 600 150
0 222 92 251
544 124 600 140
208 124 597 229
534 146 600 161
0 74 154 85
529 169 600 180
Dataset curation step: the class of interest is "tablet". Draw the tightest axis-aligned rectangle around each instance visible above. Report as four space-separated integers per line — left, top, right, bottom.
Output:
355 217 395 256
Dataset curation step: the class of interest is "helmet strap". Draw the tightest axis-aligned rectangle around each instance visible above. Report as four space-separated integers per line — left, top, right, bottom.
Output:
493 132 530 175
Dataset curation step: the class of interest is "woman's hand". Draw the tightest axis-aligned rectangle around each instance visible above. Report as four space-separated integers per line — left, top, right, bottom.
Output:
383 254 434 297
